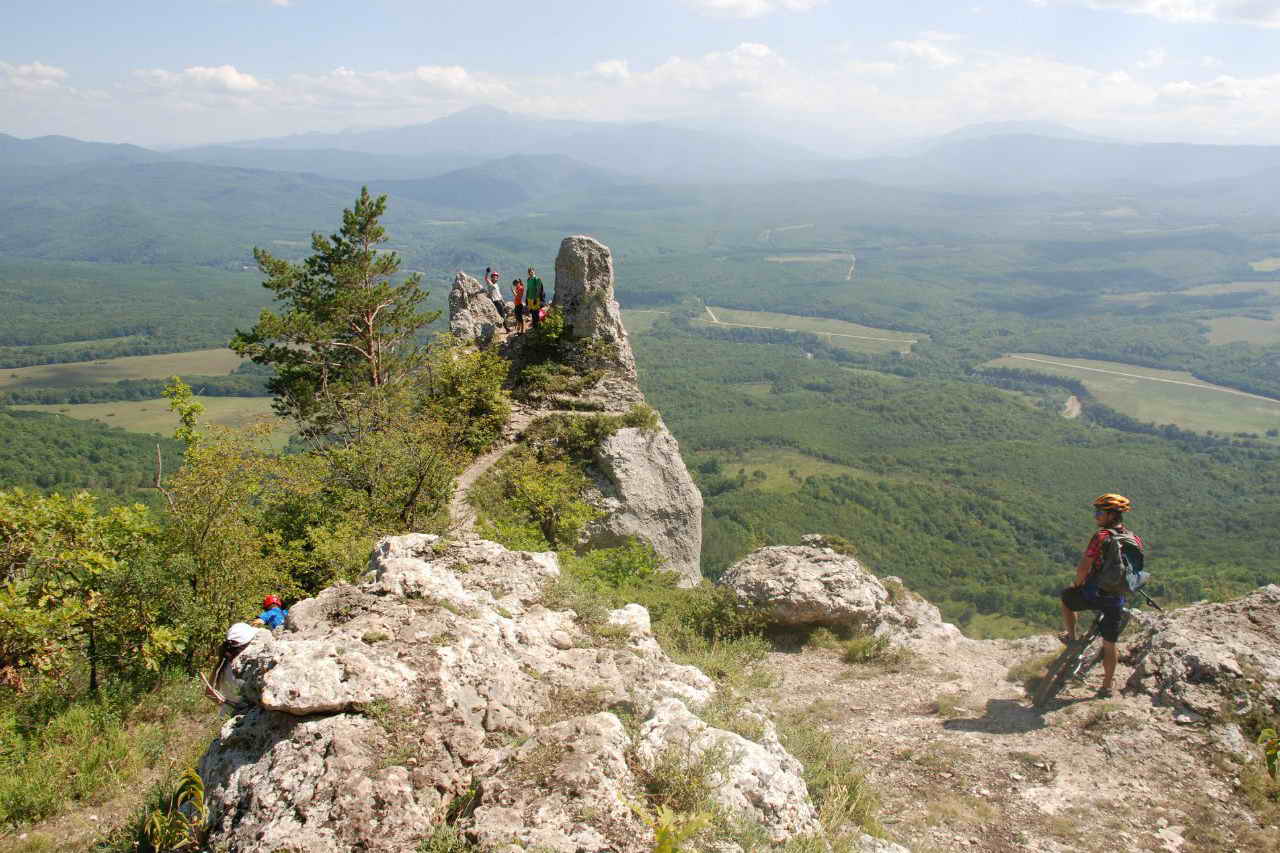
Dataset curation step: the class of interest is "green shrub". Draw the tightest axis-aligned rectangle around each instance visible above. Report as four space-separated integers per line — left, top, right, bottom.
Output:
523 405 661 463
469 452 600 549
0 673 214 832
418 823 478 853
546 542 773 694
514 361 603 402
775 708 882 844
1261 728 1279 780
632 742 728 815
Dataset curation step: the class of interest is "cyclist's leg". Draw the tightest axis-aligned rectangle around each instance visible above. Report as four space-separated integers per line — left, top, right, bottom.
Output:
1100 640 1117 690
1060 598 1077 641
1060 586 1091 642
1097 605 1123 691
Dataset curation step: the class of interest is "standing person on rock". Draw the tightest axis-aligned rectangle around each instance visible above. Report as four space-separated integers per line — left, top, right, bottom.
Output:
526 267 545 328
512 278 526 333
1059 493 1143 698
486 269 510 331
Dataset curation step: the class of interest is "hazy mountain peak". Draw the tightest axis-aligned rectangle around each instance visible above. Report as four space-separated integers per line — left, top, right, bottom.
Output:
937 120 1112 145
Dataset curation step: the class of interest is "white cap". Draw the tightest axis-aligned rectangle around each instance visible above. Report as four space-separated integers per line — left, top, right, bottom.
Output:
226 622 257 646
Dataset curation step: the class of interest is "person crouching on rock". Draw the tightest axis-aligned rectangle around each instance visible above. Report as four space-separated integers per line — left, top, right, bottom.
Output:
1059 493 1141 699
204 622 257 714
256 594 288 630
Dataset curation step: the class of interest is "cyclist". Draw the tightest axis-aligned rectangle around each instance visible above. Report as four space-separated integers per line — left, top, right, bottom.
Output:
1059 493 1142 699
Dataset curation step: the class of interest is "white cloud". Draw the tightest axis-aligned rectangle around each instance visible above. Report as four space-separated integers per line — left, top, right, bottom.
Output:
1033 0 1280 27
946 55 1155 120
270 0 291 5
641 42 785 91
590 59 631 82
846 60 899 76
1161 72 1280 101
1201 55 1222 67
890 37 961 67
135 64 264 93
9 40 1280 147
0 60 70 93
1136 48 1167 68
684 0 827 18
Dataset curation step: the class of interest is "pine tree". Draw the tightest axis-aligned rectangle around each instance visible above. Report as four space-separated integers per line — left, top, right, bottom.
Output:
231 188 439 433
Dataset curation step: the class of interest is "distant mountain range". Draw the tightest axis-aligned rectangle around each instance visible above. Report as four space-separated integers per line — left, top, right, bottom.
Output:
841 133 1280 192
5 108 1280 269
10 108 1280 196
380 154 621 210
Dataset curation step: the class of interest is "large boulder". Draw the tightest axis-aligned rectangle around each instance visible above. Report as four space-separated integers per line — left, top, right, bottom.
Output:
553 235 637 380
1124 584 1280 719
198 535 814 853
581 425 704 587
449 270 503 347
719 536 961 646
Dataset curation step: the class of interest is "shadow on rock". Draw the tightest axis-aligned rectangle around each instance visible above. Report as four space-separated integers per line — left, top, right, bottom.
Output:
943 699 1048 734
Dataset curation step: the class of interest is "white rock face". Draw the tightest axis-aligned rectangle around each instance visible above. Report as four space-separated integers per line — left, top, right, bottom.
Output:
582 425 704 587
449 270 503 346
637 697 821 841
553 235 637 380
719 538 961 647
1125 584 1280 717
198 535 813 853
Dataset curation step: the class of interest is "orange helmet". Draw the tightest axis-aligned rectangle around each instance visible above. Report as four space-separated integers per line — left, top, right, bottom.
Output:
1092 493 1132 513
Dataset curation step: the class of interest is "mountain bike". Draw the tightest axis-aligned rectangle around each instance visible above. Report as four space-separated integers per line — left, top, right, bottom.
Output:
1032 589 1161 709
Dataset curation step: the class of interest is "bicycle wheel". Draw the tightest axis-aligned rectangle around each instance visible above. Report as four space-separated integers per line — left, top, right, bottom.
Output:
1033 643 1084 708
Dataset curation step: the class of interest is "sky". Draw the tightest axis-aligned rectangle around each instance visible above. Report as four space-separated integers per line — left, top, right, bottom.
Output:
4 0 1280 151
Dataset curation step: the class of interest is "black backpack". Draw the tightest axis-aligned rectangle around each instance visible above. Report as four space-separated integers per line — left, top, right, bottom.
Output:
1094 528 1148 595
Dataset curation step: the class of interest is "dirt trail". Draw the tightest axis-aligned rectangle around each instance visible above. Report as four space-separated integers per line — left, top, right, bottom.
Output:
702 306 917 346
760 633 1266 853
1008 355 1280 405
447 405 539 538
448 404 593 537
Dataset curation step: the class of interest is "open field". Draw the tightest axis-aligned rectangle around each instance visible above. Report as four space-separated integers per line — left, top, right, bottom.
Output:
690 446 859 494
1250 257 1280 272
1206 314 1280 345
0 348 243 391
700 306 922 354
620 309 671 335
985 353 1280 437
1103 280 1280 307
765 253 850 264
14 397 284 443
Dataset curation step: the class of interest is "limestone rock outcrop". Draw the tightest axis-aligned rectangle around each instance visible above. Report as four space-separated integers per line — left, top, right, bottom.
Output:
198 535 817 853
719 536 962 646
1124 584 1280 719
449 270 504 347
553 235 637 381
581 424 704 587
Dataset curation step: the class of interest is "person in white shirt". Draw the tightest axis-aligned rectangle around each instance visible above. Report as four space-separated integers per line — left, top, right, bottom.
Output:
486 268 510 330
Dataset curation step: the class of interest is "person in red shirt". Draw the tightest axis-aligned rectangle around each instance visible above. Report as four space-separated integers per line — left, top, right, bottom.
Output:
1059 493 1141 698
512 279 526 333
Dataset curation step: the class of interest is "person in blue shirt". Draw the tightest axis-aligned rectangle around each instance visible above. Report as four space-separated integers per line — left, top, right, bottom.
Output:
257 594 288 630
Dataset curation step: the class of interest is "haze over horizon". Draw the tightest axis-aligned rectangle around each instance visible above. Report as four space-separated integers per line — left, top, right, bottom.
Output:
5 0 1280 152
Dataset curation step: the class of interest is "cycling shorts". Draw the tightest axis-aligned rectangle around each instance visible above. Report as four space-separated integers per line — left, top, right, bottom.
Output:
1061 586 1124 643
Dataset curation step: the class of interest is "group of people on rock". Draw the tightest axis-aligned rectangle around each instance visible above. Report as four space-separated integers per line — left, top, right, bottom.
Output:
484 266 546 334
